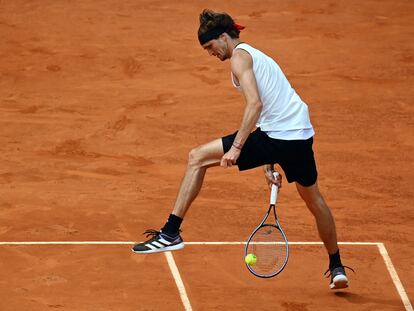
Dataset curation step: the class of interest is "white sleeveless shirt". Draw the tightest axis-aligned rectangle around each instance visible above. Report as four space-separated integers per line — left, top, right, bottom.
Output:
231 43 314 140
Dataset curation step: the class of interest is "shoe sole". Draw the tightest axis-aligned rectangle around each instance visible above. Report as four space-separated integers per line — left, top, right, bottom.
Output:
330 274 349 289
131 242 185 254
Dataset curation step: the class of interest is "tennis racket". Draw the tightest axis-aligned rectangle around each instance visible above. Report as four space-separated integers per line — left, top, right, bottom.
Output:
244 172 289 278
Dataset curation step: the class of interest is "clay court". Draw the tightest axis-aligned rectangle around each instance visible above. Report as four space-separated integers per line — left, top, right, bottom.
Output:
0 0 413 310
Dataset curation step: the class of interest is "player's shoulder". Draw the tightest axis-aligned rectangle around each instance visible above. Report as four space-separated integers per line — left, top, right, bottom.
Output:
232 46 251 60
231 46 252 68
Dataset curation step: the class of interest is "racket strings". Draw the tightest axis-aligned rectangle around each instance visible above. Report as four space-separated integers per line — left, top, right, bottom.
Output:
246 225 287 276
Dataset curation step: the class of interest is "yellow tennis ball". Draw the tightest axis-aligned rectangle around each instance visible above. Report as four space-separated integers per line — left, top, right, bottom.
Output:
245 253 257 266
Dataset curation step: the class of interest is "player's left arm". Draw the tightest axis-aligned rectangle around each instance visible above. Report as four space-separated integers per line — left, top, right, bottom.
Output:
221 49 263 167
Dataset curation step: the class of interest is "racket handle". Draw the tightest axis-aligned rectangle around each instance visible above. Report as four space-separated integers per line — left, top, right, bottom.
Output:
270 172 279 205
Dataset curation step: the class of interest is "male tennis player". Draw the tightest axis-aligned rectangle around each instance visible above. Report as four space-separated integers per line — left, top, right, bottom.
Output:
133 9 352 289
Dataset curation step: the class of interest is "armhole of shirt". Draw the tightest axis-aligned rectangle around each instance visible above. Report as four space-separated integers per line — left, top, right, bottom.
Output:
234 46 253 64
231 72 240 88
231 45 254 89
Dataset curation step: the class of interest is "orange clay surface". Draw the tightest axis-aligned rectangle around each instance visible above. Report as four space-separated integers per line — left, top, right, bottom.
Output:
0 1 413 310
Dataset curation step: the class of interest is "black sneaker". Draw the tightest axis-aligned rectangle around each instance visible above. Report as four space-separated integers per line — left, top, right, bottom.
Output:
325 266 355 289
132 229 184 254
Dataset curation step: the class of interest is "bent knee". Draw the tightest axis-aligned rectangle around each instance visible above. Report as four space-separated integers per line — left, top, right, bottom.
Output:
187 140 223 169
188 146 204 167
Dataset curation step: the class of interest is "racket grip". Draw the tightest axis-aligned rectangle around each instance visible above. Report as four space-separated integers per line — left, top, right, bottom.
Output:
270 172 279 205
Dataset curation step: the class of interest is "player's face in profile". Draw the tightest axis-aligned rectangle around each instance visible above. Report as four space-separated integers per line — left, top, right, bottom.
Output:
202 36 229 61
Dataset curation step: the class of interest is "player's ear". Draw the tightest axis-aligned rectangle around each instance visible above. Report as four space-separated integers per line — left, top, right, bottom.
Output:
221 33 231 47
220 32 229 42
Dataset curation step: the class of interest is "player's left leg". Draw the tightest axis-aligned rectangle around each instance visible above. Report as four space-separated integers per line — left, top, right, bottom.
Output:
171 138 224 218
296 182 351 289
132 138 224 254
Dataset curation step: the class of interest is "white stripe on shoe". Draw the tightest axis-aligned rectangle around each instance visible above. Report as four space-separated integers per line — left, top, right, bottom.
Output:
152 241 165 248
158 237 172 245
132 242 185 254
145 243 158 250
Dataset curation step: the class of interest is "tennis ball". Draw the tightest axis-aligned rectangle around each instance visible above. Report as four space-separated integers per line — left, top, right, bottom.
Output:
245 253 257 266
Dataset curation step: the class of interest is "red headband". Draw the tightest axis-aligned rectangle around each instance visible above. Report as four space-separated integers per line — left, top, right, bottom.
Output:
231 23 245 31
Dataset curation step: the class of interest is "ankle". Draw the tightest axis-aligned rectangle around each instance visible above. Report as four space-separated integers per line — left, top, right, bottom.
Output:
162 214 183 236
329 249 343 269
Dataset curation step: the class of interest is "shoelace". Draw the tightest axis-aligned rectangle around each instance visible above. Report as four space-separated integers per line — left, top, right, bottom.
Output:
324 265 355 278
142 229 182 238
143 229 160 238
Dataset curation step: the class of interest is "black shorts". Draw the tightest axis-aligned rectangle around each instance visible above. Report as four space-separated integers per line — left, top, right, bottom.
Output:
222 128 318 187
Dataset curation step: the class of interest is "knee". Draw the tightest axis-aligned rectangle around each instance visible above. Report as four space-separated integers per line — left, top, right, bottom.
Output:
187 147 203 168
297 183 332 216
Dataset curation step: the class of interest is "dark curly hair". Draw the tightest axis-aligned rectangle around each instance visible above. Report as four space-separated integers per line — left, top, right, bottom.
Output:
198 9 241 39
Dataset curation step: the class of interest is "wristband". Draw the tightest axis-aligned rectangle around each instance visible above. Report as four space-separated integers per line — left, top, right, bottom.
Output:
232 141 243 150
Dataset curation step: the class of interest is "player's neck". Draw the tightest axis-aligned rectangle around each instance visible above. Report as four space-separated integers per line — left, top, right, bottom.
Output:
229 39 242 56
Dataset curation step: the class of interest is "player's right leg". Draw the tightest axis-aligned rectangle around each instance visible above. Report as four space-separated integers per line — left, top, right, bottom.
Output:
295 182 338 255
296 182 352 289
132 138 224 254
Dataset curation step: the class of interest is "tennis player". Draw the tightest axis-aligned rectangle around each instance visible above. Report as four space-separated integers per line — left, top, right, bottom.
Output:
133 9 352 289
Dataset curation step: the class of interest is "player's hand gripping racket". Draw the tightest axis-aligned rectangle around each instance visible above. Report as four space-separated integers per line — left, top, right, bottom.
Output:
244 172 289 278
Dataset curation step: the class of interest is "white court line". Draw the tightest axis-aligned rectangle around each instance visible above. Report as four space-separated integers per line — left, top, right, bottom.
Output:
186 241 382 246
0 241 411 310
0 241 382 245
0 241 136 245
377 243 413 311
164 252 193 311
